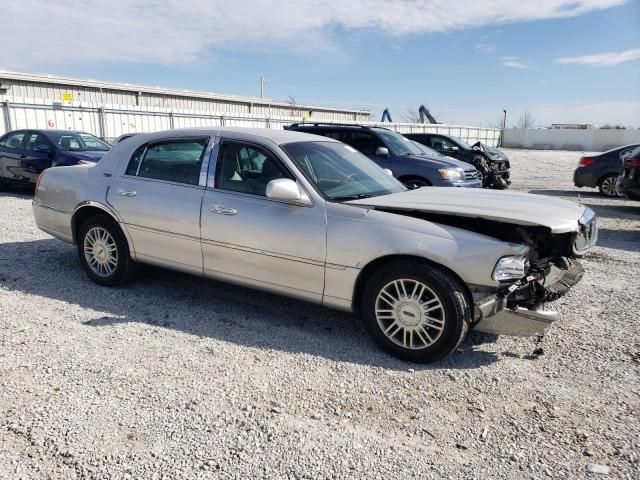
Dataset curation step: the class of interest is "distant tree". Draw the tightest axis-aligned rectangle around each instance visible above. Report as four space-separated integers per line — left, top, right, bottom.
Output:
401 107 421 123
517 110 535 129
488 118 505 129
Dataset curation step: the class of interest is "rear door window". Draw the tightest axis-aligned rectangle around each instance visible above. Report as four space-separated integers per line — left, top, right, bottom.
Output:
125 138 208 185
338 131 382 155
24 133 50 151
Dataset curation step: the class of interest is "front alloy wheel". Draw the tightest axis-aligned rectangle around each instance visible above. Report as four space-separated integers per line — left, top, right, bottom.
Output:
375 279 446 349
361 261 470 363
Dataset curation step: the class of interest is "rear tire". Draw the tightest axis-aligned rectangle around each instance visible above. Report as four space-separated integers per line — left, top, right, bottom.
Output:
598 174 618 197
77 214 136 286
360 261 470 363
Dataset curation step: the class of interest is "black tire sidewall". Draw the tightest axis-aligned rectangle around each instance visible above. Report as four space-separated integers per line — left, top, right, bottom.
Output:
598 174 618 197
361 262 469 363
77 214 132 286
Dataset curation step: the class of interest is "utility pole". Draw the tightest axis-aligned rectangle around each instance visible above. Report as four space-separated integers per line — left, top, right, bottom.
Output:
260 76 266 98
500 109 507 147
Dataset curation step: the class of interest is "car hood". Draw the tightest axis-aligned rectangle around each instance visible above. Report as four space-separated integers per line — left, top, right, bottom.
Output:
65 151 107 162
347 187 586 233
407 154 474 170
473 143 509 161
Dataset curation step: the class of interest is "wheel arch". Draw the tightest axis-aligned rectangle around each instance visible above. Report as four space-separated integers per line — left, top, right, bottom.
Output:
397 175 432 186
596 170 620 185
351 254 473 313
71 202 133 253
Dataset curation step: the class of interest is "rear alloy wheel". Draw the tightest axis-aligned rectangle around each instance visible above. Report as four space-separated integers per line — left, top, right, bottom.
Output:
361 261 469 363
598 174 618 197
78 214 135 286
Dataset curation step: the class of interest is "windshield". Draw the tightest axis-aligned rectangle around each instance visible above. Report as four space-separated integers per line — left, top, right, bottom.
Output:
373 129 424 156
449 135 472 149
48 133 111 152
282 141 406 201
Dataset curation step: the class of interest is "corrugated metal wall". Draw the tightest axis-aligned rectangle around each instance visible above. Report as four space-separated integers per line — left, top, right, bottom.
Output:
0 100 501 146
1 76 368 122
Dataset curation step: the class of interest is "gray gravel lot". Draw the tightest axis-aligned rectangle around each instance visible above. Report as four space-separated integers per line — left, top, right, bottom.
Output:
1 149 639 479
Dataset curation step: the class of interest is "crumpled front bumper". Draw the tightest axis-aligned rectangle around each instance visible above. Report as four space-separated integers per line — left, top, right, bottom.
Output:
471 257 585 337
473 295 557 337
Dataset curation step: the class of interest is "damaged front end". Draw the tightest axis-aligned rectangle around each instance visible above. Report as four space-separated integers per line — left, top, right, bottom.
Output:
472 257 585 336
471 208 597 336
374 205 597 337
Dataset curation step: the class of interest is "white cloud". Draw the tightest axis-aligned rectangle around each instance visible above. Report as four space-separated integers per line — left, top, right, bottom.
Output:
474 43 496 53
555 48 640 66
501 57 531 69
0 0 627 68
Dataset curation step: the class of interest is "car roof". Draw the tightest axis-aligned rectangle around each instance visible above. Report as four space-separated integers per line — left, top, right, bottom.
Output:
130 127 340 146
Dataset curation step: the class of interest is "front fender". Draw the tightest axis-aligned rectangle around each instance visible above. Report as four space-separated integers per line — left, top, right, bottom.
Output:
323 202 528 310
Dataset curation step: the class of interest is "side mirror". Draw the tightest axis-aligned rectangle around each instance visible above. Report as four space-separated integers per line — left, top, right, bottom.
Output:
266 178 311 206
383 168 394 176
375 146 390 157
34 144 50 153
450 146 459 152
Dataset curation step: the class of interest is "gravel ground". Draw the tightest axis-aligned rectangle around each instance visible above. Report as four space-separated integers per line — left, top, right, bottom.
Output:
1 149 639 479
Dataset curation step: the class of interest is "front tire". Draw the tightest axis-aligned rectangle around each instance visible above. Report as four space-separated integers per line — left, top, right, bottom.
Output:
360 261 470 363
598 174 618 197
77 214 135 286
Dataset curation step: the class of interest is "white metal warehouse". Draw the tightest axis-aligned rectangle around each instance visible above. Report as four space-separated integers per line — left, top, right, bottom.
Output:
0 70 503 146
0 70 370 140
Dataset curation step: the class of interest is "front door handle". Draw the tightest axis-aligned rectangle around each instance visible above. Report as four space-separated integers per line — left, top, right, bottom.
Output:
209 205 237 215
116 188 137 197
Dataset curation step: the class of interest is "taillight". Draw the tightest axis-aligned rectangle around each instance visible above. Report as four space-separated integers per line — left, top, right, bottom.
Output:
579 157 594 167
627 158 640 168
35 172 45 195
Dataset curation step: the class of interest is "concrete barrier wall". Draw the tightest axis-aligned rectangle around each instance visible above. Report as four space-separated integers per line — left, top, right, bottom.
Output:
502 128 640 151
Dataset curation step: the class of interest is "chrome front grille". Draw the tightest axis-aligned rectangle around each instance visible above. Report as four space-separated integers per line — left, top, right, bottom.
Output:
464 169 479 181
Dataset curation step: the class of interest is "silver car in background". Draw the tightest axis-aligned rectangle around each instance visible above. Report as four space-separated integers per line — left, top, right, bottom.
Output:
32 128 596 363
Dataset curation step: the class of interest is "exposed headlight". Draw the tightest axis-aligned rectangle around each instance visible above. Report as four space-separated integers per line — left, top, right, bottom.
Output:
493 256 528 281
438 168 463 181
77 160 93 165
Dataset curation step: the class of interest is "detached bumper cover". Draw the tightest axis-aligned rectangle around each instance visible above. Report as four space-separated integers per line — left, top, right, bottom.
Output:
474 302 557 337
472 258 584 337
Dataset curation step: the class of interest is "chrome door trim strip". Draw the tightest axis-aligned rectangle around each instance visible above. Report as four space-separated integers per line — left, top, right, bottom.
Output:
200 237 325 267
32 200 72 214
127 224 201 243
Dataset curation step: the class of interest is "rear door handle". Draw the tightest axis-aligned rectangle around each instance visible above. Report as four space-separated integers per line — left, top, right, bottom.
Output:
209 205 237 215
116 188 137 197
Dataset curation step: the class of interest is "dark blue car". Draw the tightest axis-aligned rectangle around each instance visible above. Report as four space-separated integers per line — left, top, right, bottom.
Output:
0 129 111 190
284 123 481 189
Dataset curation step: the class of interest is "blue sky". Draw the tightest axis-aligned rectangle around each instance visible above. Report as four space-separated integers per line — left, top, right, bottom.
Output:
2 0 639 126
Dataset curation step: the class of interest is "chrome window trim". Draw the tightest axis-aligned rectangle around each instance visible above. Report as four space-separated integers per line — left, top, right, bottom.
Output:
121 136 211 186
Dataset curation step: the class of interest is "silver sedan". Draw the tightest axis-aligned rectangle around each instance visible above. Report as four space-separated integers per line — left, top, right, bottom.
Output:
33 128 596 362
